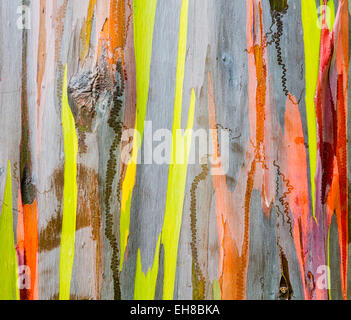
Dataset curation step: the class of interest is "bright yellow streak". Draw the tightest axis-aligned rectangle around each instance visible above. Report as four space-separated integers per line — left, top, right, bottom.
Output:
161 0 194 300
133 0 195 300
212 280 221 300
0 161 19 300
120 0 158 271
80 0 96 61
326 0 335 31
301 0 321 222
59 66 78 300
134 235 161 300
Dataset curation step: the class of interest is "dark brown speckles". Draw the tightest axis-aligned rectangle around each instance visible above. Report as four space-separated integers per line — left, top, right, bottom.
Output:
78 130 88 154
39 209 62 253
190 163 209 300
103 60 124 300
76 165 101 241
52 165 64 202
40 164 101 252
39 166 64 252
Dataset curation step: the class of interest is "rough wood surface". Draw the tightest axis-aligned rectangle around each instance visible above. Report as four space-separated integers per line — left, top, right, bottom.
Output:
0 0 350 300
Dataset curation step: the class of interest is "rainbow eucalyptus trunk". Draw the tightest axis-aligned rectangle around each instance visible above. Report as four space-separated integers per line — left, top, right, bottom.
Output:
0 0 349 300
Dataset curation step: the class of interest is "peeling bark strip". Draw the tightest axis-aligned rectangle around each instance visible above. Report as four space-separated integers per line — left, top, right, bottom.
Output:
208 71 251 300
120 0 158 273
133 0 196 300
0 0 349 300
18 0 39 300
160 0 196 300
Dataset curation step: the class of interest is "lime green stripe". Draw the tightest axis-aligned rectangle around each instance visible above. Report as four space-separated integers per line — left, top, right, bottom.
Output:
134 235 161 300
301 0 321 222
319 0 335 31
133 0 195 300
0 161 19 300
162 90 196 300
161 0 195 300
212 280 221 300
59 66 78 300
120 0 158 270
133 0 158 137
326 0 335 31
133 90 196 300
